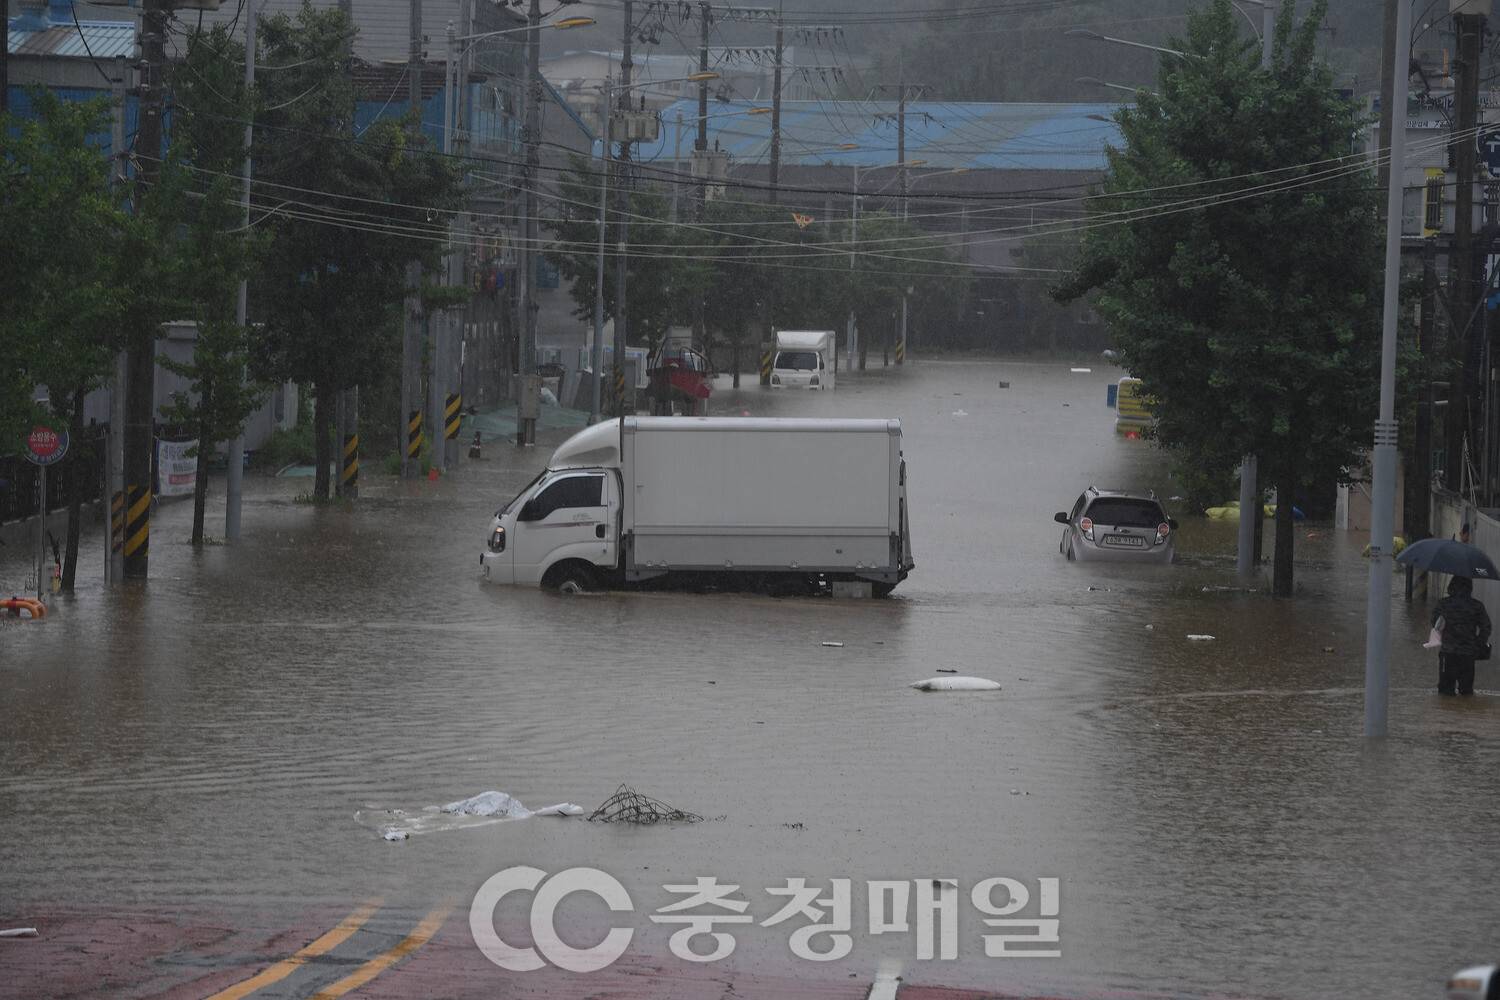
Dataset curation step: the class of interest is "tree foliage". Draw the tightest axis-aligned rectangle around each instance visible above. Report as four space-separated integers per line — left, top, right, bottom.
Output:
248 3 462 499
1055 0 1381 596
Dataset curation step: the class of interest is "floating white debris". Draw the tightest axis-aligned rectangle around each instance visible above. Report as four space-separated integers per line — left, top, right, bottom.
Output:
1186 634 1216 641
821 641 844 647
0 928 38 939
1070 367 1092 373
443 790 532 818
1145 624 1156 630
910 676 1002 692
951 409 968 417
382 828 409 842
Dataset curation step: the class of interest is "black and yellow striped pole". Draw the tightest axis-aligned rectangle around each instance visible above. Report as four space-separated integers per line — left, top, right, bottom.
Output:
613 365 625 413
407 410 423 463
340 434 359 498
122 483 150 574
110 491 125 558
760 344 772 385
895 337 905 365
444 393 462 443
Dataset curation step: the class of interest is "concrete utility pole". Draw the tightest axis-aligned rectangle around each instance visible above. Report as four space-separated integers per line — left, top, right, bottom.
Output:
523 0 542 439
768 9 783 204
590 78 612 424
402 0 424 477
109 56 127 583
1449 7 1486 495
1364 0 1413 739
692 1 710 348
1235 0 1274 579
226 0 256 537
612 0 634 421
124 0 167 580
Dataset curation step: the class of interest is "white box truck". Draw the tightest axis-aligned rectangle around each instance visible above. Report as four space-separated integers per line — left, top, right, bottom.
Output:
770 330 836 390
480 417 914 595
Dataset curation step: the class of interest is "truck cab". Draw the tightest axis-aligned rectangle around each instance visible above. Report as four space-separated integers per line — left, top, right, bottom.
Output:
481 422 622 592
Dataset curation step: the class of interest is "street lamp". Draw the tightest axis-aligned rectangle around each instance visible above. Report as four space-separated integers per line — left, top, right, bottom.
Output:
1076 75 1145 96
1064 27 1198 59
444 17 595 155
587 72 721 425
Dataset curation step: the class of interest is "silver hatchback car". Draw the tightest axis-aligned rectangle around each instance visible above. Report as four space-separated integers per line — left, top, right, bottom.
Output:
1055 488 1178 563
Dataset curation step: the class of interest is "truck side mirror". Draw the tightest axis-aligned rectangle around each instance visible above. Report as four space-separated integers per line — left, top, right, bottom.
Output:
1054 512 1069 524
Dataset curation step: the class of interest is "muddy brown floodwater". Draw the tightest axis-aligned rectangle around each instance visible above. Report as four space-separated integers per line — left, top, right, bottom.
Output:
2 359 1498 999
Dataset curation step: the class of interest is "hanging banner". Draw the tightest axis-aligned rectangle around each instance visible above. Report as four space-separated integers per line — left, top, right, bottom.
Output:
156 439 199 498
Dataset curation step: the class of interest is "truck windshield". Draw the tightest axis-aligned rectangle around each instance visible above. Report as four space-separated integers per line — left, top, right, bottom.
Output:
500 471 546 516
776 351 819 371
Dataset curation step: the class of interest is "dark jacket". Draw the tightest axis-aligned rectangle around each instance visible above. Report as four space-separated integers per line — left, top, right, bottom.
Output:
1434 582 1492 658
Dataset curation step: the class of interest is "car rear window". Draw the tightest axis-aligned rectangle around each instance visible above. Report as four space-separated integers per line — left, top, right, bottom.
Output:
1085 498 1163 528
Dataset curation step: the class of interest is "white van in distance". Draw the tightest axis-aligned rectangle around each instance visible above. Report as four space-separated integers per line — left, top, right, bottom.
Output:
480 417 914 595
770 330 836 390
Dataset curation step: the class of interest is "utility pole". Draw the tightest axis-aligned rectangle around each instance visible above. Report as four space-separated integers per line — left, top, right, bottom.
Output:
692 1 710 348
613 0 633 419
590 78 612 424
1408 237 1437 544
768 9 783 204
336 0 358 497
402 0 425 476
1448 7 1485 493
108 55 128 583
124 0 167 580
226 0 256 537
1364 0 1413 738
1235 0 1275 579
513 0 543 444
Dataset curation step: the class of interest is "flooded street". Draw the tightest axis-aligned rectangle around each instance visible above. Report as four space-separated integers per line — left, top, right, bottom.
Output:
3 359 1498 999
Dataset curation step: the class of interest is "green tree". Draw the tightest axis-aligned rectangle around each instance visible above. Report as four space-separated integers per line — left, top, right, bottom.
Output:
159 25 267 546
1055 0 1382 596
250 3 462 499
0 90 189 588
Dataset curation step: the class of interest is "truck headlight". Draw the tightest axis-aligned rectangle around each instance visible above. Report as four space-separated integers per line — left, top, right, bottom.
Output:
487 526 506 553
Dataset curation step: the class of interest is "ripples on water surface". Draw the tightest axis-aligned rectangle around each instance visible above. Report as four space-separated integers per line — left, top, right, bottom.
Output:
2 360 1498 998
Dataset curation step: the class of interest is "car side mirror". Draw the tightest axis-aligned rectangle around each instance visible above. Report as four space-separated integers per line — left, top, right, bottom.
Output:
1168 518 1179 530
518 500 540 522
1054 512 1069 524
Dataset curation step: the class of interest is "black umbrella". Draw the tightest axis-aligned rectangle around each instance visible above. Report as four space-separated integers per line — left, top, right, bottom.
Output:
1395 538 1500 580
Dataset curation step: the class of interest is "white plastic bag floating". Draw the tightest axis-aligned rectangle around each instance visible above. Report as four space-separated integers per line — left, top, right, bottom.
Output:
441 791 584 819
1186 634 1215 641
910 676 1001 692
442 791 533 818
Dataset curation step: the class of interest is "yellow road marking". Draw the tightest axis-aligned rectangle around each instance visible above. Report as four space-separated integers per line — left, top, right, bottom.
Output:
308 900 454 1000
203 900 381 1000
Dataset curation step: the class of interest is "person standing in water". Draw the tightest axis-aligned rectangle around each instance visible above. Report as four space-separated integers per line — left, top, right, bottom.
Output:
1432 576 1491 696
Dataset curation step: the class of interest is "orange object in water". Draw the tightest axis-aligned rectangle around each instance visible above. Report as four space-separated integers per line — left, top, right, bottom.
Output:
1 597 46 618
428 468 440 481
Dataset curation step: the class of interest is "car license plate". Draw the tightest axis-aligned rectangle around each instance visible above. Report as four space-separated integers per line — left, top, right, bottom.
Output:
1103 534 1144 547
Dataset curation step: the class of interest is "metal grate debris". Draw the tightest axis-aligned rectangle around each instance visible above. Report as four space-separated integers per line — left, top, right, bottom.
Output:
587 784 702 825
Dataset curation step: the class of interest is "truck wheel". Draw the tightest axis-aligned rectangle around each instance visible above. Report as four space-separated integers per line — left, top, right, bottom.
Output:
871 581 897 598
546 563 598 594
